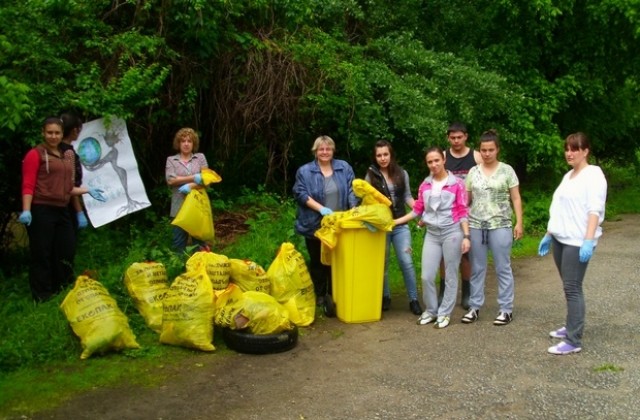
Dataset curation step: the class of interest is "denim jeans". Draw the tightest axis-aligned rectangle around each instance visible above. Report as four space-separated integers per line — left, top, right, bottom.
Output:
551 237 589 347
383 224 418 301
468 227 515 313
172 226 204 256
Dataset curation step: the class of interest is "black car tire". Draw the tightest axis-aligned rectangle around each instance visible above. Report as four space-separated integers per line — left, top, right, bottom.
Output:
221 326 298 355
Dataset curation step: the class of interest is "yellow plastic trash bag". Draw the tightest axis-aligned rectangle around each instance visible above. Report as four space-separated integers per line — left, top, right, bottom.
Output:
201 168 222 186
171 188 214 242
213 283 248 329
124 262 168 333
315 180 394 265
241 291 294 335
352 178 392 206
160 264 215 351
315 203 394 250
60 275 140 360
186 251 230 290
266 242 315 326
229 258 270 294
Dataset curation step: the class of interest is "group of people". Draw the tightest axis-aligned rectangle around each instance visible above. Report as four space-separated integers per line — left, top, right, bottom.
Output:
19 117 607 355
292 124 607 355
18 121 212 303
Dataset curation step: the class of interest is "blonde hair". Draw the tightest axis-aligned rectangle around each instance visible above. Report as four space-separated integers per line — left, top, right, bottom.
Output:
173 128 200 152
311 135 335 155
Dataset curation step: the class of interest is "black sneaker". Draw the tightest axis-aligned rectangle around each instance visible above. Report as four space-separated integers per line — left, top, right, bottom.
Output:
461 309 479 324
493 312 513 326
409 300 422 315
382 296 391 311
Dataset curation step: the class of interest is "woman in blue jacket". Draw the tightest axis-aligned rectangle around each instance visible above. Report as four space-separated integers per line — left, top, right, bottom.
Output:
293 135 357 306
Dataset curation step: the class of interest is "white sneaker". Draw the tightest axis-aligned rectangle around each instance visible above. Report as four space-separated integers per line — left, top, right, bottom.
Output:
548 341 582 355
417 312 436 325
549 326 567 339
434 316 450 329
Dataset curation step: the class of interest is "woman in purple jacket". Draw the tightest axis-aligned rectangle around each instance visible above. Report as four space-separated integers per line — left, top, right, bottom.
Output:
394 147 470 329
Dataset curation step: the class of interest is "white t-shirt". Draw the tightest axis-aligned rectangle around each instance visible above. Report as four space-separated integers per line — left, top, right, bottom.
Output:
547 165 607 247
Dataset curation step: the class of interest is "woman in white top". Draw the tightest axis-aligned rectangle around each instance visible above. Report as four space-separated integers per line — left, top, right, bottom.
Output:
538 132 607 355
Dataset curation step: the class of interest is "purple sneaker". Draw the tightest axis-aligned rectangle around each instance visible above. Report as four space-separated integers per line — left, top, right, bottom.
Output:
549 326 567 339
548 341 582 355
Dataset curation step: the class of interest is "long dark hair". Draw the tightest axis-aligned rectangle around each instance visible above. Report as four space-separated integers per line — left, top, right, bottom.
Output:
372 140 404 187
565 132 590 152
60 112 83 139
479 129 500 147
424 146 445 159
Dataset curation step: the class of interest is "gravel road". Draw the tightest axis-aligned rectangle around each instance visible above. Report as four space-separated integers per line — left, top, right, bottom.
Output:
33 214 640 420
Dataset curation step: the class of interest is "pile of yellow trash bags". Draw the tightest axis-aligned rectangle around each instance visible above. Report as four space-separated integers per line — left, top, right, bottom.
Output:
59 179 395 359
60 242 314 359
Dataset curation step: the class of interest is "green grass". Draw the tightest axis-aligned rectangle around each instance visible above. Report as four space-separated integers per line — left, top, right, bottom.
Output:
1 170 639 416
593 363 624 373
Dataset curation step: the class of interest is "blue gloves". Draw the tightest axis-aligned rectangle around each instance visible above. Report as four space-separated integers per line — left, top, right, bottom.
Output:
88 188 107 202
77 212 88 229
194 173 203 185
178 184 191 194
579 239 595 263
18 210 32 226
538 234 552 256
319 207 333 216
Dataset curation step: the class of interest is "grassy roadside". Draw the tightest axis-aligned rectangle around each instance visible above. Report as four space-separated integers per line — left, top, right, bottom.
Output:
1 167 638 417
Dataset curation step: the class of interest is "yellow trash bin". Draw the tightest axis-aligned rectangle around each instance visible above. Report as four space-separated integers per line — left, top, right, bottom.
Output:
330 221 386 323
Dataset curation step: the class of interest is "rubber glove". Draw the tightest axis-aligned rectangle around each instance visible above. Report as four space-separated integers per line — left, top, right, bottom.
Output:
178 184 191 194
537 234 552 257
319 207 333 216
194 173 203 185
18 210 32 226
363 222 378 232
579 239 595 263
88 188 107 202
77 212 88 229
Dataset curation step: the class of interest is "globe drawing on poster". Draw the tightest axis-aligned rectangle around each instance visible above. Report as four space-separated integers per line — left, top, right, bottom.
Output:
77 137 102 166
73 117 151 227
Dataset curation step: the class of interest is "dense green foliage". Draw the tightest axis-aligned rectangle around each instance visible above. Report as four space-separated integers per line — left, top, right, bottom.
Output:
2 1 640 252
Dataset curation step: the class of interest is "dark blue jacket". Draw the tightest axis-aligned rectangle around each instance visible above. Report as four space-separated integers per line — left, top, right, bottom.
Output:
293 159 357 238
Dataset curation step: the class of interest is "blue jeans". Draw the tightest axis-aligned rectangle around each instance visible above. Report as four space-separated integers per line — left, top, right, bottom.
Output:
552 237 589 347
172 226 204 255
420 224 463 317
383 224 418 301
468 227 515 313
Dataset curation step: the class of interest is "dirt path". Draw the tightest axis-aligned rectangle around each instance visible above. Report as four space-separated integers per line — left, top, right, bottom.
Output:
34 215 640 419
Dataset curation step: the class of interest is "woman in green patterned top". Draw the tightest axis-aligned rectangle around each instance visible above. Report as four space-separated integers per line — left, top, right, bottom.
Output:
461 129 523 326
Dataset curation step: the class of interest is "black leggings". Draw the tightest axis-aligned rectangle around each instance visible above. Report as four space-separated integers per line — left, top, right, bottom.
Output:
305 237 332 297
27 204 76 301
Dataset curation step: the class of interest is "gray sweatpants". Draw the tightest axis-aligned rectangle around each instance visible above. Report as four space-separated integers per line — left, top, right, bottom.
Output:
421 223 463 317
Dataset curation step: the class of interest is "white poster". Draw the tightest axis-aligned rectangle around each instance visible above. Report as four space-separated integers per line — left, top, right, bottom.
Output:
73 117 151 227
